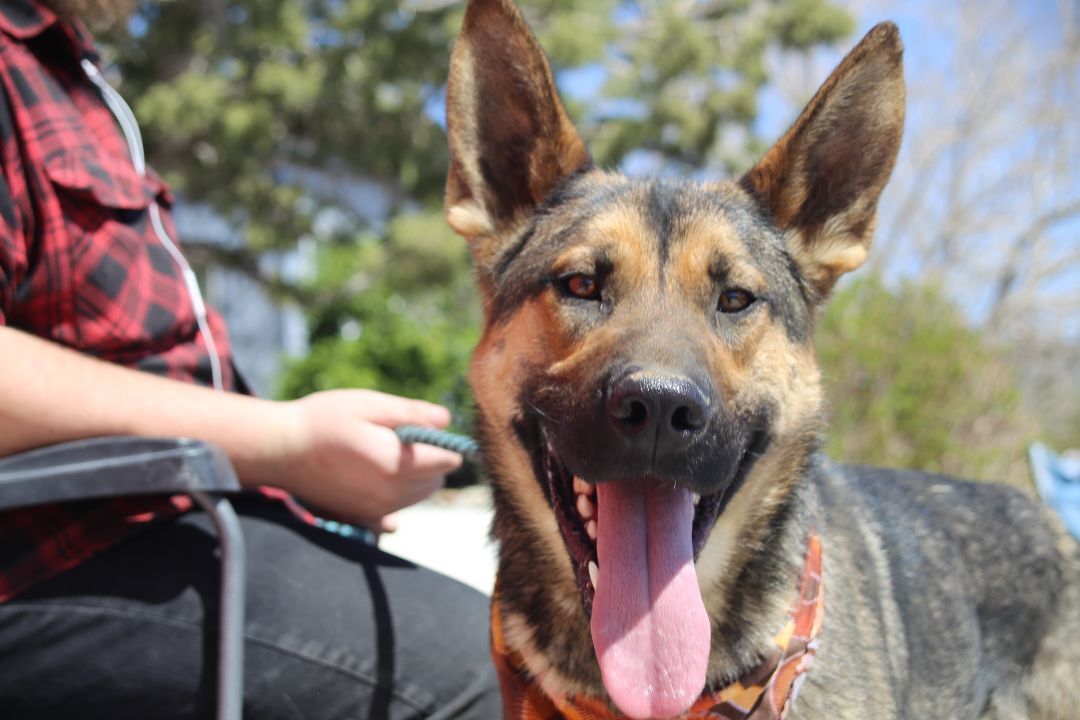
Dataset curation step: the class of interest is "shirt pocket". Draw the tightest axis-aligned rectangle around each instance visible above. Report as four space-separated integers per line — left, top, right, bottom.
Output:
42 146 191 357
43 145 172 213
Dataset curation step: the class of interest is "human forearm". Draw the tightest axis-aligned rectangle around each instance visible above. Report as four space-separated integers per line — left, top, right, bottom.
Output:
0 326 463 522
0 325 292 488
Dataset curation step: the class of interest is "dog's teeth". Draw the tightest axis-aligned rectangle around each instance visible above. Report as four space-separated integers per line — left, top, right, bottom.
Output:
573 476 594 495
588 560 599 589
586 519 597 540
692 492 701 506
576 493 594 519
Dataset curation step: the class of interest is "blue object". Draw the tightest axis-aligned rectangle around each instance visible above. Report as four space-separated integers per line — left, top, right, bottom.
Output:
312 516 378 544
1029 442 1080 541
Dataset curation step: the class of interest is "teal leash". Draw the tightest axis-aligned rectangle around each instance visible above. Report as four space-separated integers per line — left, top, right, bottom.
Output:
313 426 480 543
394 425 481 463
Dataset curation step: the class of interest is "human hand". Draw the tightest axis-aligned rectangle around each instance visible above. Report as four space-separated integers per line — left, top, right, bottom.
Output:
262 389 463 531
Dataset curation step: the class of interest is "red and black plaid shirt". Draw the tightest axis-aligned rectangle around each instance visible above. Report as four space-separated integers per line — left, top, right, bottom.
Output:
0 0 242 602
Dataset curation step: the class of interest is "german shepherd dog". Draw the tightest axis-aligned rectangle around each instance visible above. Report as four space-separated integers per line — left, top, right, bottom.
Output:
443 1 1080 717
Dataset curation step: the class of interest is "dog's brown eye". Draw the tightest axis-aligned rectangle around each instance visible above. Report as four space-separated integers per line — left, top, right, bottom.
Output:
718 288 755 313
564 274 601 300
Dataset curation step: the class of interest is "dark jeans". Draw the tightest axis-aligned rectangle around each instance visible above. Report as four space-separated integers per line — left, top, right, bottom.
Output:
0 499 500 719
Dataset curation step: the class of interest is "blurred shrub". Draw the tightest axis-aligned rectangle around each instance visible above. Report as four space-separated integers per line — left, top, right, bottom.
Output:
277 211 478 407
816 276 1038 487
276 210 482 483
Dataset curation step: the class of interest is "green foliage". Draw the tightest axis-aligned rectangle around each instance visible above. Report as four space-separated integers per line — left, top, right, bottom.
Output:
277 210 480 425
103 0 466 252
102 0 854 249
584 0 853 172
816 277 1038 487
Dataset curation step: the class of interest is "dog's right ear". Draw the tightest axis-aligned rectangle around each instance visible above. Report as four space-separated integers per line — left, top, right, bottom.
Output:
445 0 591 270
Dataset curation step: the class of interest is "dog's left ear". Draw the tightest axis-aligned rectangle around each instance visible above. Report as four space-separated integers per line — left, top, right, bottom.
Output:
445 0 591 271
741 22 905 301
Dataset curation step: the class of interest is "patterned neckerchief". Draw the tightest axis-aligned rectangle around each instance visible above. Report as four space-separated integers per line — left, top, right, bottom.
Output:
491 533 823 720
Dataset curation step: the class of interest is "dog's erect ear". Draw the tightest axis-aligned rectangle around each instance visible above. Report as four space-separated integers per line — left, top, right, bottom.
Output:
445 0 591 268
741 22 905 300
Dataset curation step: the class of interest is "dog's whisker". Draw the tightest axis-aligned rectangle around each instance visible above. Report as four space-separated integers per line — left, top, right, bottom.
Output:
524 400 558 424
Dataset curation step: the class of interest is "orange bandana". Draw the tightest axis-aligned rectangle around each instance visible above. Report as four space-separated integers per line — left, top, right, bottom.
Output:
491 534 823 720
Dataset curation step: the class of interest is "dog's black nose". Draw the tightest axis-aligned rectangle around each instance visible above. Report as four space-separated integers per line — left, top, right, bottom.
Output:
606 371 710 454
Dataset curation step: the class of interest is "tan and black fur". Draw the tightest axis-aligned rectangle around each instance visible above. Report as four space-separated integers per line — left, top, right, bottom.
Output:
444 1 1080 717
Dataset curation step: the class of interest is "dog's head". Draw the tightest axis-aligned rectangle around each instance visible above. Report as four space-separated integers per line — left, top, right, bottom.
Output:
445 1 903 717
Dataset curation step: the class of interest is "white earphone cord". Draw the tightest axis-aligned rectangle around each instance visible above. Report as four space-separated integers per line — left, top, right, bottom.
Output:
81 59 225 393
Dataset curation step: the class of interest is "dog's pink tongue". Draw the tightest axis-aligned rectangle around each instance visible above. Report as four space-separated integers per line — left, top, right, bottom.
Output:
591 478 710 719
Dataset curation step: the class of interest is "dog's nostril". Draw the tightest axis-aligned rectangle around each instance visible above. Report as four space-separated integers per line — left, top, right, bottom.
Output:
671 405 704 433
613 397 650 430
625 399 648 428
606 371 712 443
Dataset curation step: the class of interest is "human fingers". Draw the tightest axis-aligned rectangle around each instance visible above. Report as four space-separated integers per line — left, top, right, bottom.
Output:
351 422 461 481
350 390 452 430
377 512 401 533
395 440 463 479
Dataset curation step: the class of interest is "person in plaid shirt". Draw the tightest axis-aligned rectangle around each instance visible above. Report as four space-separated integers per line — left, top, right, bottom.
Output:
0 1 499 717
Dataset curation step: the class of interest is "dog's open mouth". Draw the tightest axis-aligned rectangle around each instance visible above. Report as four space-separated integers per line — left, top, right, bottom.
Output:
542 437 728 617
539 430 764 719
